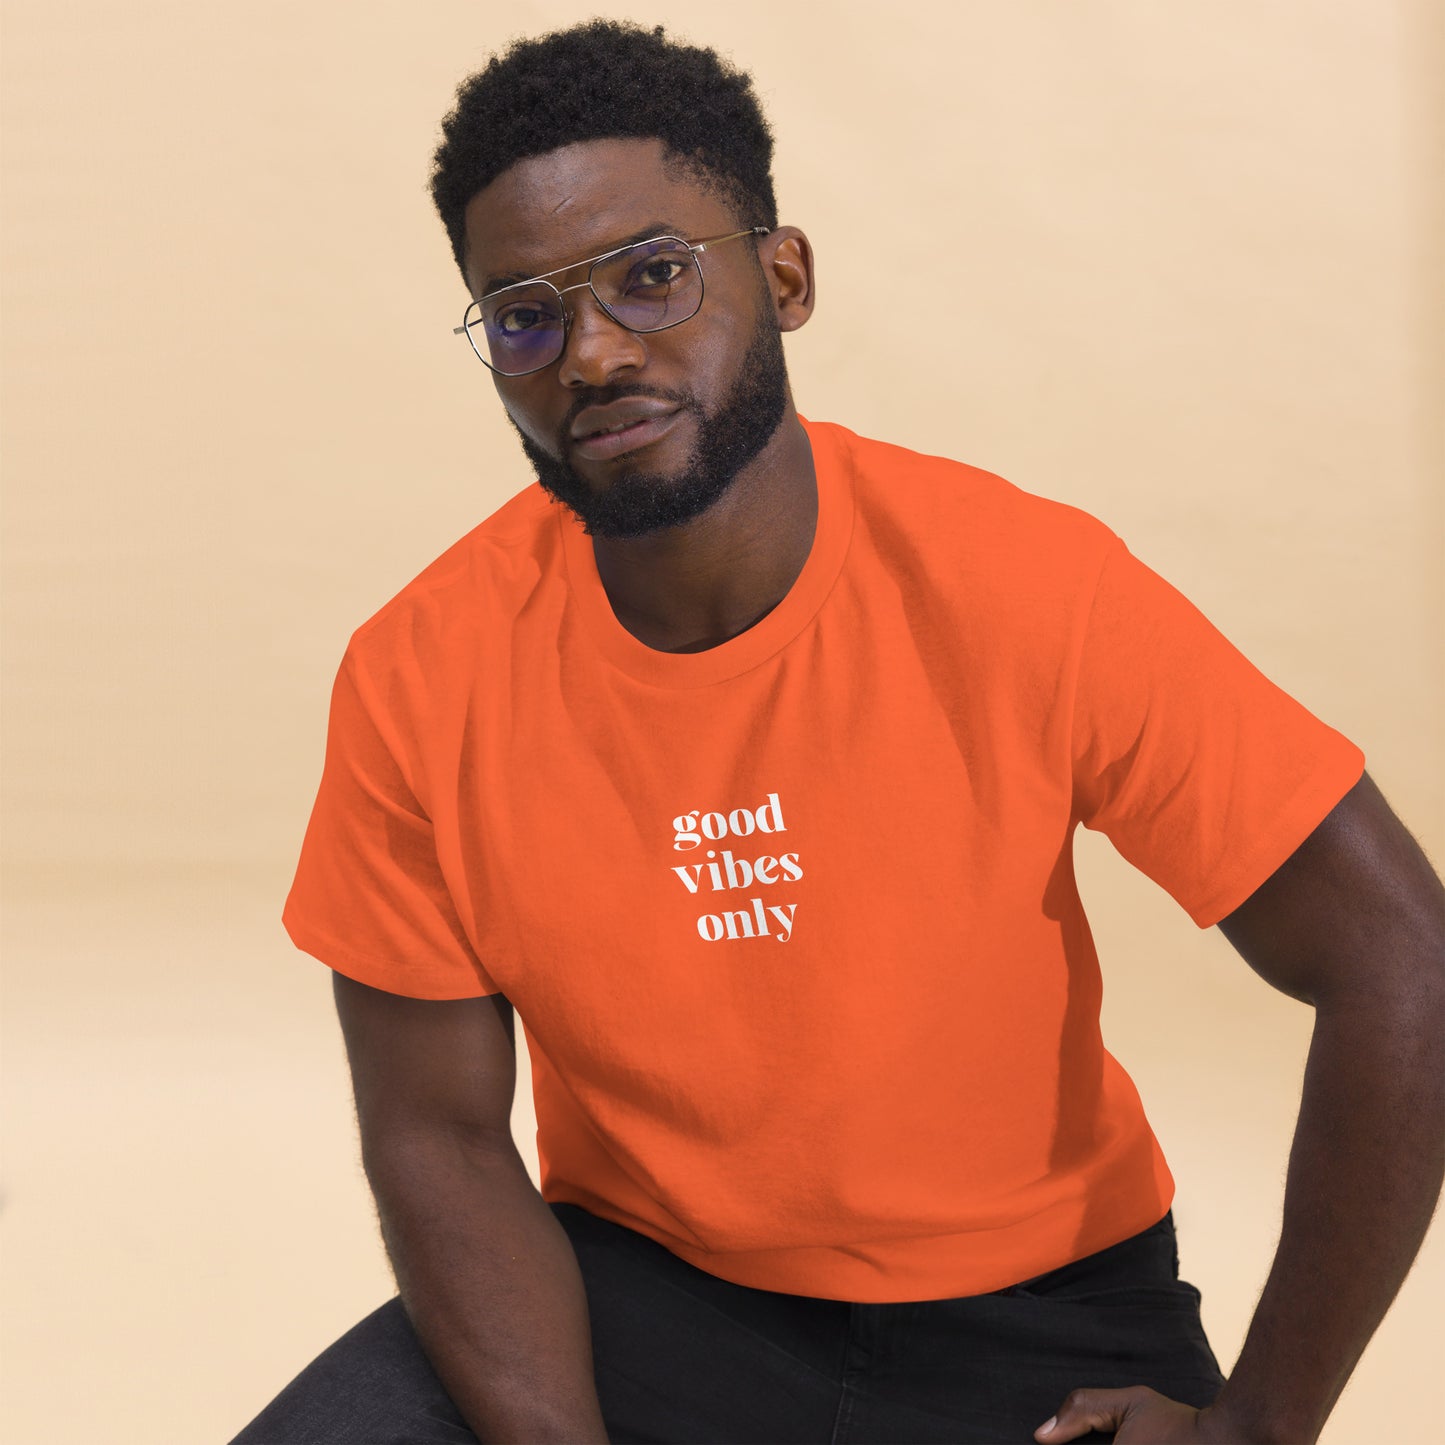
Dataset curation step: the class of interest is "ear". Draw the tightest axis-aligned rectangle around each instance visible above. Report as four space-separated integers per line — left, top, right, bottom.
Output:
762 226 815 332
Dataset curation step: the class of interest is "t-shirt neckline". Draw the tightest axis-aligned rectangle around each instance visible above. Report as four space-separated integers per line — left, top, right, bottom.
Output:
556 416 855 688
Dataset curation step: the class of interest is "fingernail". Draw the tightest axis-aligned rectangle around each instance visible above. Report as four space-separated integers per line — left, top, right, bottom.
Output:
1038 1419 1056 1437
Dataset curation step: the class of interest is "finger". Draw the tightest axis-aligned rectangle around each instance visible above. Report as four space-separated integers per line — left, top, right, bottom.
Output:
1035 1386 1149 1442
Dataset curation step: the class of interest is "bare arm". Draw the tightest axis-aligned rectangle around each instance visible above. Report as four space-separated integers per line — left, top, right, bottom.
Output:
333 973 610 1444
1202 772 1445 1442
1038 772 1445 1444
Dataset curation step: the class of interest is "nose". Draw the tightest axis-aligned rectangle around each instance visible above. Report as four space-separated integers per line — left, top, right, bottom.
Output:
555 286 648 389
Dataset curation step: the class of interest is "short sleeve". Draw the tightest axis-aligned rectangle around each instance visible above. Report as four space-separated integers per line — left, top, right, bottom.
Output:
1071 537 1365 928
282 648 500 999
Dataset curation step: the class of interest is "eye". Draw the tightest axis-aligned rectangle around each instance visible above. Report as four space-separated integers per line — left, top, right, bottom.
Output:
626 256 689 292
495 303 553 335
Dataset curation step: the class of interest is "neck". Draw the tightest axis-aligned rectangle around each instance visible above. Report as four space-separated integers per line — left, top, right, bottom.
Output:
590 407 817 654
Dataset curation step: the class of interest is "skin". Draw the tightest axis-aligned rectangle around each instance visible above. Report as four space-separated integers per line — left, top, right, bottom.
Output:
342 135 1445 1444
460 137 817 653
1039 772 1445 1444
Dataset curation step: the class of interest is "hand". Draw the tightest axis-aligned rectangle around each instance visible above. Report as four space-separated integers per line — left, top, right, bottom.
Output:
1035 1387 1246 1443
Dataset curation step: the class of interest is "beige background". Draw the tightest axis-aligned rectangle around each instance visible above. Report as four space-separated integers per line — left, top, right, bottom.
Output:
2 2 1441 1442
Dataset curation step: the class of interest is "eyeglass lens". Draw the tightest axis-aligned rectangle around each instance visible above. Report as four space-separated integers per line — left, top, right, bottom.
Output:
464 238 704 375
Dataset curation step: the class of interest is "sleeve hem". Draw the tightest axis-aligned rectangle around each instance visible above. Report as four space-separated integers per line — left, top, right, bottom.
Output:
1184 745 1366 929
281 907 502 1001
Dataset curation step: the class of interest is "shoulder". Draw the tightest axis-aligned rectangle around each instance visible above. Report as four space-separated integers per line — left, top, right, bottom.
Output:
808 417 1119 607
343 483 559 679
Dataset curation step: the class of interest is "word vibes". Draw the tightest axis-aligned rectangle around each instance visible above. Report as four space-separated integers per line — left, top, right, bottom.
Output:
669 793 802 944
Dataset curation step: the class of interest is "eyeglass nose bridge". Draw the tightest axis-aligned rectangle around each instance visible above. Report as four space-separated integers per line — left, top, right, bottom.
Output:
538 272 697 377
549 274 662 336
550 276 603 333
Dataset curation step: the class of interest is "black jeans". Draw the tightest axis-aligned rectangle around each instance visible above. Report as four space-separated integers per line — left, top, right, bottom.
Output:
231 1203 1225 1444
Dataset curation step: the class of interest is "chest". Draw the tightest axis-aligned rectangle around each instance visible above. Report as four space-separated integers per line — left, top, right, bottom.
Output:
443 632 1071 995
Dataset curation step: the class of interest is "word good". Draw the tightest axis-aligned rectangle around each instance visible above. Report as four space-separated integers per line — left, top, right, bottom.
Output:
672 793 786 851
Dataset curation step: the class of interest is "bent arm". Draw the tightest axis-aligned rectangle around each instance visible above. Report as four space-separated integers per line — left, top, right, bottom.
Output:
1207 773 1445 1444
334 973 609 1444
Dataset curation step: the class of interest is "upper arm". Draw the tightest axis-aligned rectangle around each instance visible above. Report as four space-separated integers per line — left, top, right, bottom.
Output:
332 971 519 1164
1217 771 1445 1008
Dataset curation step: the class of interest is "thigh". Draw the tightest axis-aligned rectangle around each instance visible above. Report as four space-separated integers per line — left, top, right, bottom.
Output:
553 1202 847 1445
228 1298 476 1445
229 1206 850 1445
836 1213 1226 1445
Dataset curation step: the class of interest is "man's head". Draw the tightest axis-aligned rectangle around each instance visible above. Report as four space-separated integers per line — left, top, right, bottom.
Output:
429 22 814 539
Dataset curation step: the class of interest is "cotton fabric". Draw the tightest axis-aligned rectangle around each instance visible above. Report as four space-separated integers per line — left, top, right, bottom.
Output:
283 418 1364 1300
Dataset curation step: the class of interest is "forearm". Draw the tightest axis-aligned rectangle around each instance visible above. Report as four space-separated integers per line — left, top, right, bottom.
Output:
368 1130 609 1444
1209 990 1445 1444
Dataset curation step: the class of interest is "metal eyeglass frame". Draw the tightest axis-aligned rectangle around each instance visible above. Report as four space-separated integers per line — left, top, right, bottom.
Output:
452 226 770 377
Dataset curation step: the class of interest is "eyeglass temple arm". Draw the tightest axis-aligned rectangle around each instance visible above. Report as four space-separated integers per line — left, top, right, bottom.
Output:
692 225 771 255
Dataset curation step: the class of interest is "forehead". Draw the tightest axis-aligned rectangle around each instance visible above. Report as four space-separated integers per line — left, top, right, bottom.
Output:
461 137 738 297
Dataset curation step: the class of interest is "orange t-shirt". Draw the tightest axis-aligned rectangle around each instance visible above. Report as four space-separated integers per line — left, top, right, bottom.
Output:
283 417 1364 1301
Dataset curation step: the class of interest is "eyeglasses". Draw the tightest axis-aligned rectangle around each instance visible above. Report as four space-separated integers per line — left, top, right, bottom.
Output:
453 226 769 377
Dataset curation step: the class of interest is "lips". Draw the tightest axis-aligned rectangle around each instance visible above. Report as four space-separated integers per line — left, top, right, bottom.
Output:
569 400 683 462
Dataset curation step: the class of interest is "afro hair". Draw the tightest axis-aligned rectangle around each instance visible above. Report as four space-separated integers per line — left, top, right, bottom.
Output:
429 20 778 282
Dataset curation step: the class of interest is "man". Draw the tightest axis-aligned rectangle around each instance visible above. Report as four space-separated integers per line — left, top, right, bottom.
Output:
233 20 1445 1445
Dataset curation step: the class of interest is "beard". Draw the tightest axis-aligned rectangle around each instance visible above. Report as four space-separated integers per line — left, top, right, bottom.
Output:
507 310 790 540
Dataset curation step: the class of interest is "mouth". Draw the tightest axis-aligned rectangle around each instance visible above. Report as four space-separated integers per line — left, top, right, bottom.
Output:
570 409 682 462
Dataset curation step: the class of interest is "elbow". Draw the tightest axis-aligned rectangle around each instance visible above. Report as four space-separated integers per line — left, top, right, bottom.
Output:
359 1118 526 1200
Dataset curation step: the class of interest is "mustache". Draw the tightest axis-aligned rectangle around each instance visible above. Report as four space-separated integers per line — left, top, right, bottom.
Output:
558 385 695 445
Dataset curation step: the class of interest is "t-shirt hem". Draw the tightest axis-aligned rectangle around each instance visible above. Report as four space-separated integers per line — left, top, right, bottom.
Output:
650 1179 1179 1306
557 1167 1176 1303
281 907 501 1000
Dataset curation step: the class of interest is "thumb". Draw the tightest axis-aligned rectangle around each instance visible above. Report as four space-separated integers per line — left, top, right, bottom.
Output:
1036 1387 1138 1442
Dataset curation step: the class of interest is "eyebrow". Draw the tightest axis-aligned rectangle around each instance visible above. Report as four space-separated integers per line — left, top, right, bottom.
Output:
480 222 686 297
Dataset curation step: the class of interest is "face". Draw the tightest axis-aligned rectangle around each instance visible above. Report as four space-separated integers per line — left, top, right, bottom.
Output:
461 138 810 538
